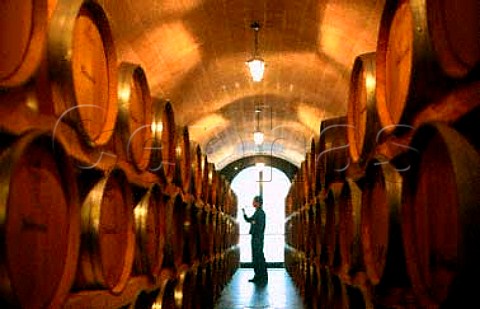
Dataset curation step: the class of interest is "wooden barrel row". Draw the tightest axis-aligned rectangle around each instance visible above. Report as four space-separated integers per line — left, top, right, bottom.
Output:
286 1 479 298
0 1 240 308
0 0 122 148
1 36 238 309
193 204 239 263
348 2 479 166
196 159 238 217
375 0 479 135
286 122 479 307
0 0 243 211
286 115 350 214
285 248 375 309
286 0 479 216
123 247 240 309
289 83 478 216
0 130 240 308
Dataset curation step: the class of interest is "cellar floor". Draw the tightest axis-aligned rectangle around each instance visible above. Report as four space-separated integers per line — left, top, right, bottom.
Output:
214 268 305 309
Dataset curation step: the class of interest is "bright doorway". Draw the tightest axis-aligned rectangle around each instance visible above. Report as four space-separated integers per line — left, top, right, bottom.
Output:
230 165 291 264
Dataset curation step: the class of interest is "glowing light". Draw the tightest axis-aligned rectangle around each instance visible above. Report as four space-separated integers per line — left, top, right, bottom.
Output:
246 21 265 82
151 121 163 134
246 58 265 82
253 130 264 145
366 74 376 89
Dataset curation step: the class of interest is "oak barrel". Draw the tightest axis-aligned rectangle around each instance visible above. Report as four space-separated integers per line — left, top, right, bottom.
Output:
213 212 224 254
159 101 179 183
330 274 351 309
346 273 375 309
322 183 343 268
223 186 232 216
212 254 226 298
305 260 320 309
336 178 364 284
304 204 317 258
294 212 304 252
224 178 234 214
203 161 215 206
116 62 153 171
127 289 158 309
316 266 334 308
190 143 204 202
174 126 192 195
184 200 200 264
203 207 216 259
0 0 54 87
375 0 476 134
297 257 307 294
152 100 176 183
307 201 320 258
0 131 80 309
46 0 118 146
216 174 227 212
216 175 227 212
284 246 298 280
311 199 323 259
401 122 480 306
347 52 381 167
298 207 308 254
229 190 238 219
196 206 209 260
75 168 135 294
308 138 318 198
208 163 219 208
294 173 305 209
360 156 409 288
228 216 238 249
174 264 198 309
151 269 176 309
427 0 480 79
219 253 229 290
165 194 187 268
133 184 163 278
222 216 232 250
197 261 214 308
318 116 349 188
300 159 310 204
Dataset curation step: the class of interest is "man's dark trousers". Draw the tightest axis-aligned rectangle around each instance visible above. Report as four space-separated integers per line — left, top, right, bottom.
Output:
252 236 267 281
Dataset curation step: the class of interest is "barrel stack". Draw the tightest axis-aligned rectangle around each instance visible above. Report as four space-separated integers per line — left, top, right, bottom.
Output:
0 0 240 308
285 1 479 307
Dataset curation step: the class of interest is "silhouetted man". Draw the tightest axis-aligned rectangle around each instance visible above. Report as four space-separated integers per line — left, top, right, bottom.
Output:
243 195 268 284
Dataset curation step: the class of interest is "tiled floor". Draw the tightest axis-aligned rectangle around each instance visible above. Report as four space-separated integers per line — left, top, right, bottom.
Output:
214 268 305 309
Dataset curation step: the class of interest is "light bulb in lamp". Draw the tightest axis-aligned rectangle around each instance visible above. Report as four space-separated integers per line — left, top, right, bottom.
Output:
253 130 264 145
246 58 265 82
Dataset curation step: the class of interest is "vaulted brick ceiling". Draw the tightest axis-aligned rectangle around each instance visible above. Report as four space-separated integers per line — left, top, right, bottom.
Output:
100 0 385 169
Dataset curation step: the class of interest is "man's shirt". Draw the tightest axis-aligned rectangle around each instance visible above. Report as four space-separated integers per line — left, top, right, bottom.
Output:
244 208 266 238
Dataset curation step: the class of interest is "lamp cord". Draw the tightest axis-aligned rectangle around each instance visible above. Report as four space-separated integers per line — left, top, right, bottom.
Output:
251 21 261 57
